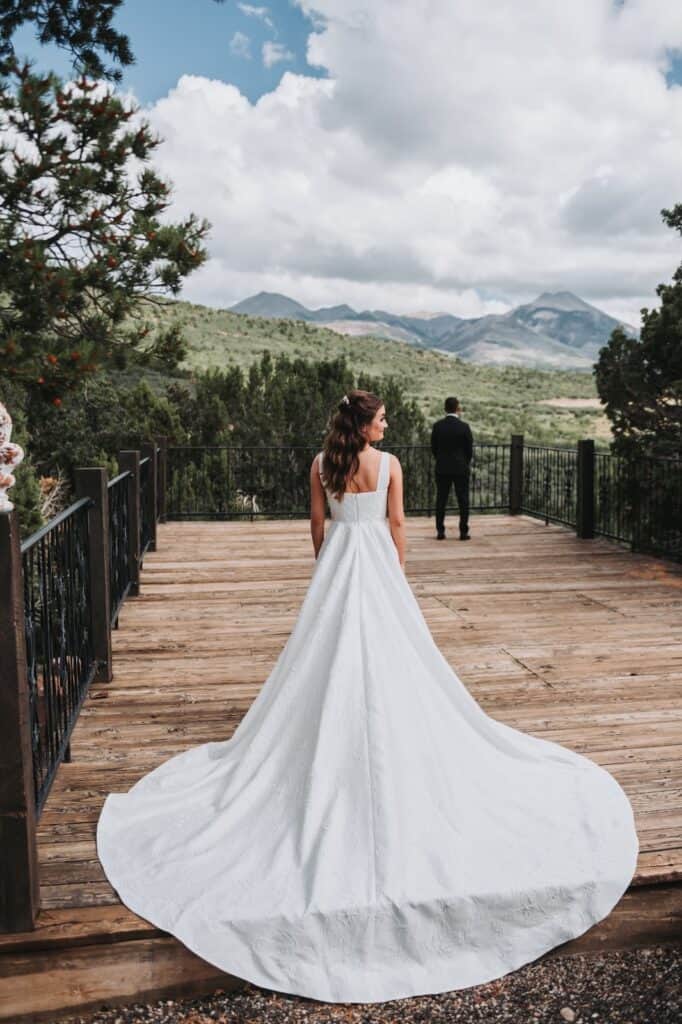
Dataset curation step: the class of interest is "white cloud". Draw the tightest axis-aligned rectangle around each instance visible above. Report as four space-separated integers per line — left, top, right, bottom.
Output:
238 4 275 33
144 1 682 323
229 31 252 59
262 41 295 68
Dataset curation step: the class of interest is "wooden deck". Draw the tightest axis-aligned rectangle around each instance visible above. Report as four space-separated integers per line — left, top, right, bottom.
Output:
2 514 682 1022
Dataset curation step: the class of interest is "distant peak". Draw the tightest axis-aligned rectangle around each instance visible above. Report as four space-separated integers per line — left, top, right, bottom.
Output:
529 291 593 312
539 290 577 299
229 292 309 316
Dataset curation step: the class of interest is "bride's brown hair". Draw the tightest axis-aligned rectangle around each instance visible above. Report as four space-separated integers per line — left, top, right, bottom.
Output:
321 389 384 500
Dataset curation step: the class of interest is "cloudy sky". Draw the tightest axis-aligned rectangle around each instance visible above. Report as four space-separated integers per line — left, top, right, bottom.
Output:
13 0 682 325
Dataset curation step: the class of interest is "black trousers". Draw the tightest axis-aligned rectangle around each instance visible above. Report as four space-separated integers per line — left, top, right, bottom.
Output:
435 472 470 535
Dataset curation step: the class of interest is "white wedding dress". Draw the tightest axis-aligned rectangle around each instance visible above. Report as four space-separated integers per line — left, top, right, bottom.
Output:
96 449 639 1004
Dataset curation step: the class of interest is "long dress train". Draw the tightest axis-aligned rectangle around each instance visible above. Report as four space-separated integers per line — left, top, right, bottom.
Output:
96 449 639 1004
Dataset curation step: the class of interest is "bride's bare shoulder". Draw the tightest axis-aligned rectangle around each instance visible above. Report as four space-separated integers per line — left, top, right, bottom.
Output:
310 451 324 478
386 452 402 484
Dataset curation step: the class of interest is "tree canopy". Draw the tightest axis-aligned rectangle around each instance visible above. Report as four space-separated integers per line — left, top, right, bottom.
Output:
0 0 133 81
0 58 210 401
595 205 682 459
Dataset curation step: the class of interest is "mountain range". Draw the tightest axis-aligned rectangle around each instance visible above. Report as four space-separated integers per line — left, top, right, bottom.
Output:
229 290 638 370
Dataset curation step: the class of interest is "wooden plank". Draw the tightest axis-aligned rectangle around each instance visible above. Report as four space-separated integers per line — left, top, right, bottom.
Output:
0 936 242 1024
0 906 158 954
538 882 682 957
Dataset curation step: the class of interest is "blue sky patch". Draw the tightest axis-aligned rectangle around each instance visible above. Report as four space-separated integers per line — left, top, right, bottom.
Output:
664 48 682 88
9 0 328 104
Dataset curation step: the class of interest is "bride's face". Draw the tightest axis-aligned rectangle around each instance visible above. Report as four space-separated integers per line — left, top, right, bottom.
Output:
363 405 387 444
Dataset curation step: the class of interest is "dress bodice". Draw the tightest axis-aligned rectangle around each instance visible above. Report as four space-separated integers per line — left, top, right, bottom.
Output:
317 449 390 524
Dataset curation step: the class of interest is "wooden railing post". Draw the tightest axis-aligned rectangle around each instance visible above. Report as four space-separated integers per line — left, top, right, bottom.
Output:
141 441 158 552
577 439 595 539
154 435 167 524
509 434 524 514
118 450 141 597
0 509 40 932
75 467 113 683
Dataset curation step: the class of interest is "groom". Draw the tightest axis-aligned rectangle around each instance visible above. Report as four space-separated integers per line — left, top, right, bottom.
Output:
430 396 473 541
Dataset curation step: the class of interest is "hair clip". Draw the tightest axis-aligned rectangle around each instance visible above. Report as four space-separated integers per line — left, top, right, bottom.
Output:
340 394 350 405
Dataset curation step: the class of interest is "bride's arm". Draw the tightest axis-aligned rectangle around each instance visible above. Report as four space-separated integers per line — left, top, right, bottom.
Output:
387 455 406 571
310 455 326 558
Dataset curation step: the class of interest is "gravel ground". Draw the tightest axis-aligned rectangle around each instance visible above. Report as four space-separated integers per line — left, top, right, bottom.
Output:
54 946 681 1024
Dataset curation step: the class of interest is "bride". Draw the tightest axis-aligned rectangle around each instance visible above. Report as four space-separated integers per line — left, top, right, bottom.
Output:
97 388 639 1005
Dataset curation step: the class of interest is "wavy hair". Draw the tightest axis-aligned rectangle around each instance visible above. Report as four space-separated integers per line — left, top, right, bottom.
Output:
321 389 383 500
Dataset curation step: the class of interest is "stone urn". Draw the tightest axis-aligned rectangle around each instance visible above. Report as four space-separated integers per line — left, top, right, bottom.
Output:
0 401 25 512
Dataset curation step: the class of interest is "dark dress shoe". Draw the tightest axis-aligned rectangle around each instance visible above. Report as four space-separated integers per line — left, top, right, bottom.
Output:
459 532 471 541
436 531 446 540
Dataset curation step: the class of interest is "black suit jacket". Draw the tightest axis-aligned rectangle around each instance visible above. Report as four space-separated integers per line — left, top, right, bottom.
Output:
430 415 473 475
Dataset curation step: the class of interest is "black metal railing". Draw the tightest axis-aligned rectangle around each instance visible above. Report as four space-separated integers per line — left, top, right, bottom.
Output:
521 445 578 528
2 438 166 932
166 445 315 519
595 451 682 559
165 442 512 519
164 440 681 560
20 498 97 814
139 454 153 560
595 450 635 544
108 470 132 627
389 443 511 515
470 443 511 512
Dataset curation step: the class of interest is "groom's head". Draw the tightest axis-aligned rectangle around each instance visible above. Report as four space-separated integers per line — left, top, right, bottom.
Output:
444 396 460 414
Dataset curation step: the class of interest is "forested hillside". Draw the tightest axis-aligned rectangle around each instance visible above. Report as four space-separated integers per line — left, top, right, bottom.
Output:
132 298 611 446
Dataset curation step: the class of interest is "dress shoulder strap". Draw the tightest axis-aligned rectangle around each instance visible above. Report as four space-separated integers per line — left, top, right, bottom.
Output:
377 450 391 490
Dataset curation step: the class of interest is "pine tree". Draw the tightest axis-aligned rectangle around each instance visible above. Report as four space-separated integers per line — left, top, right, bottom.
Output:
0 1 134 82
595 205 682 458
0 59 210 403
